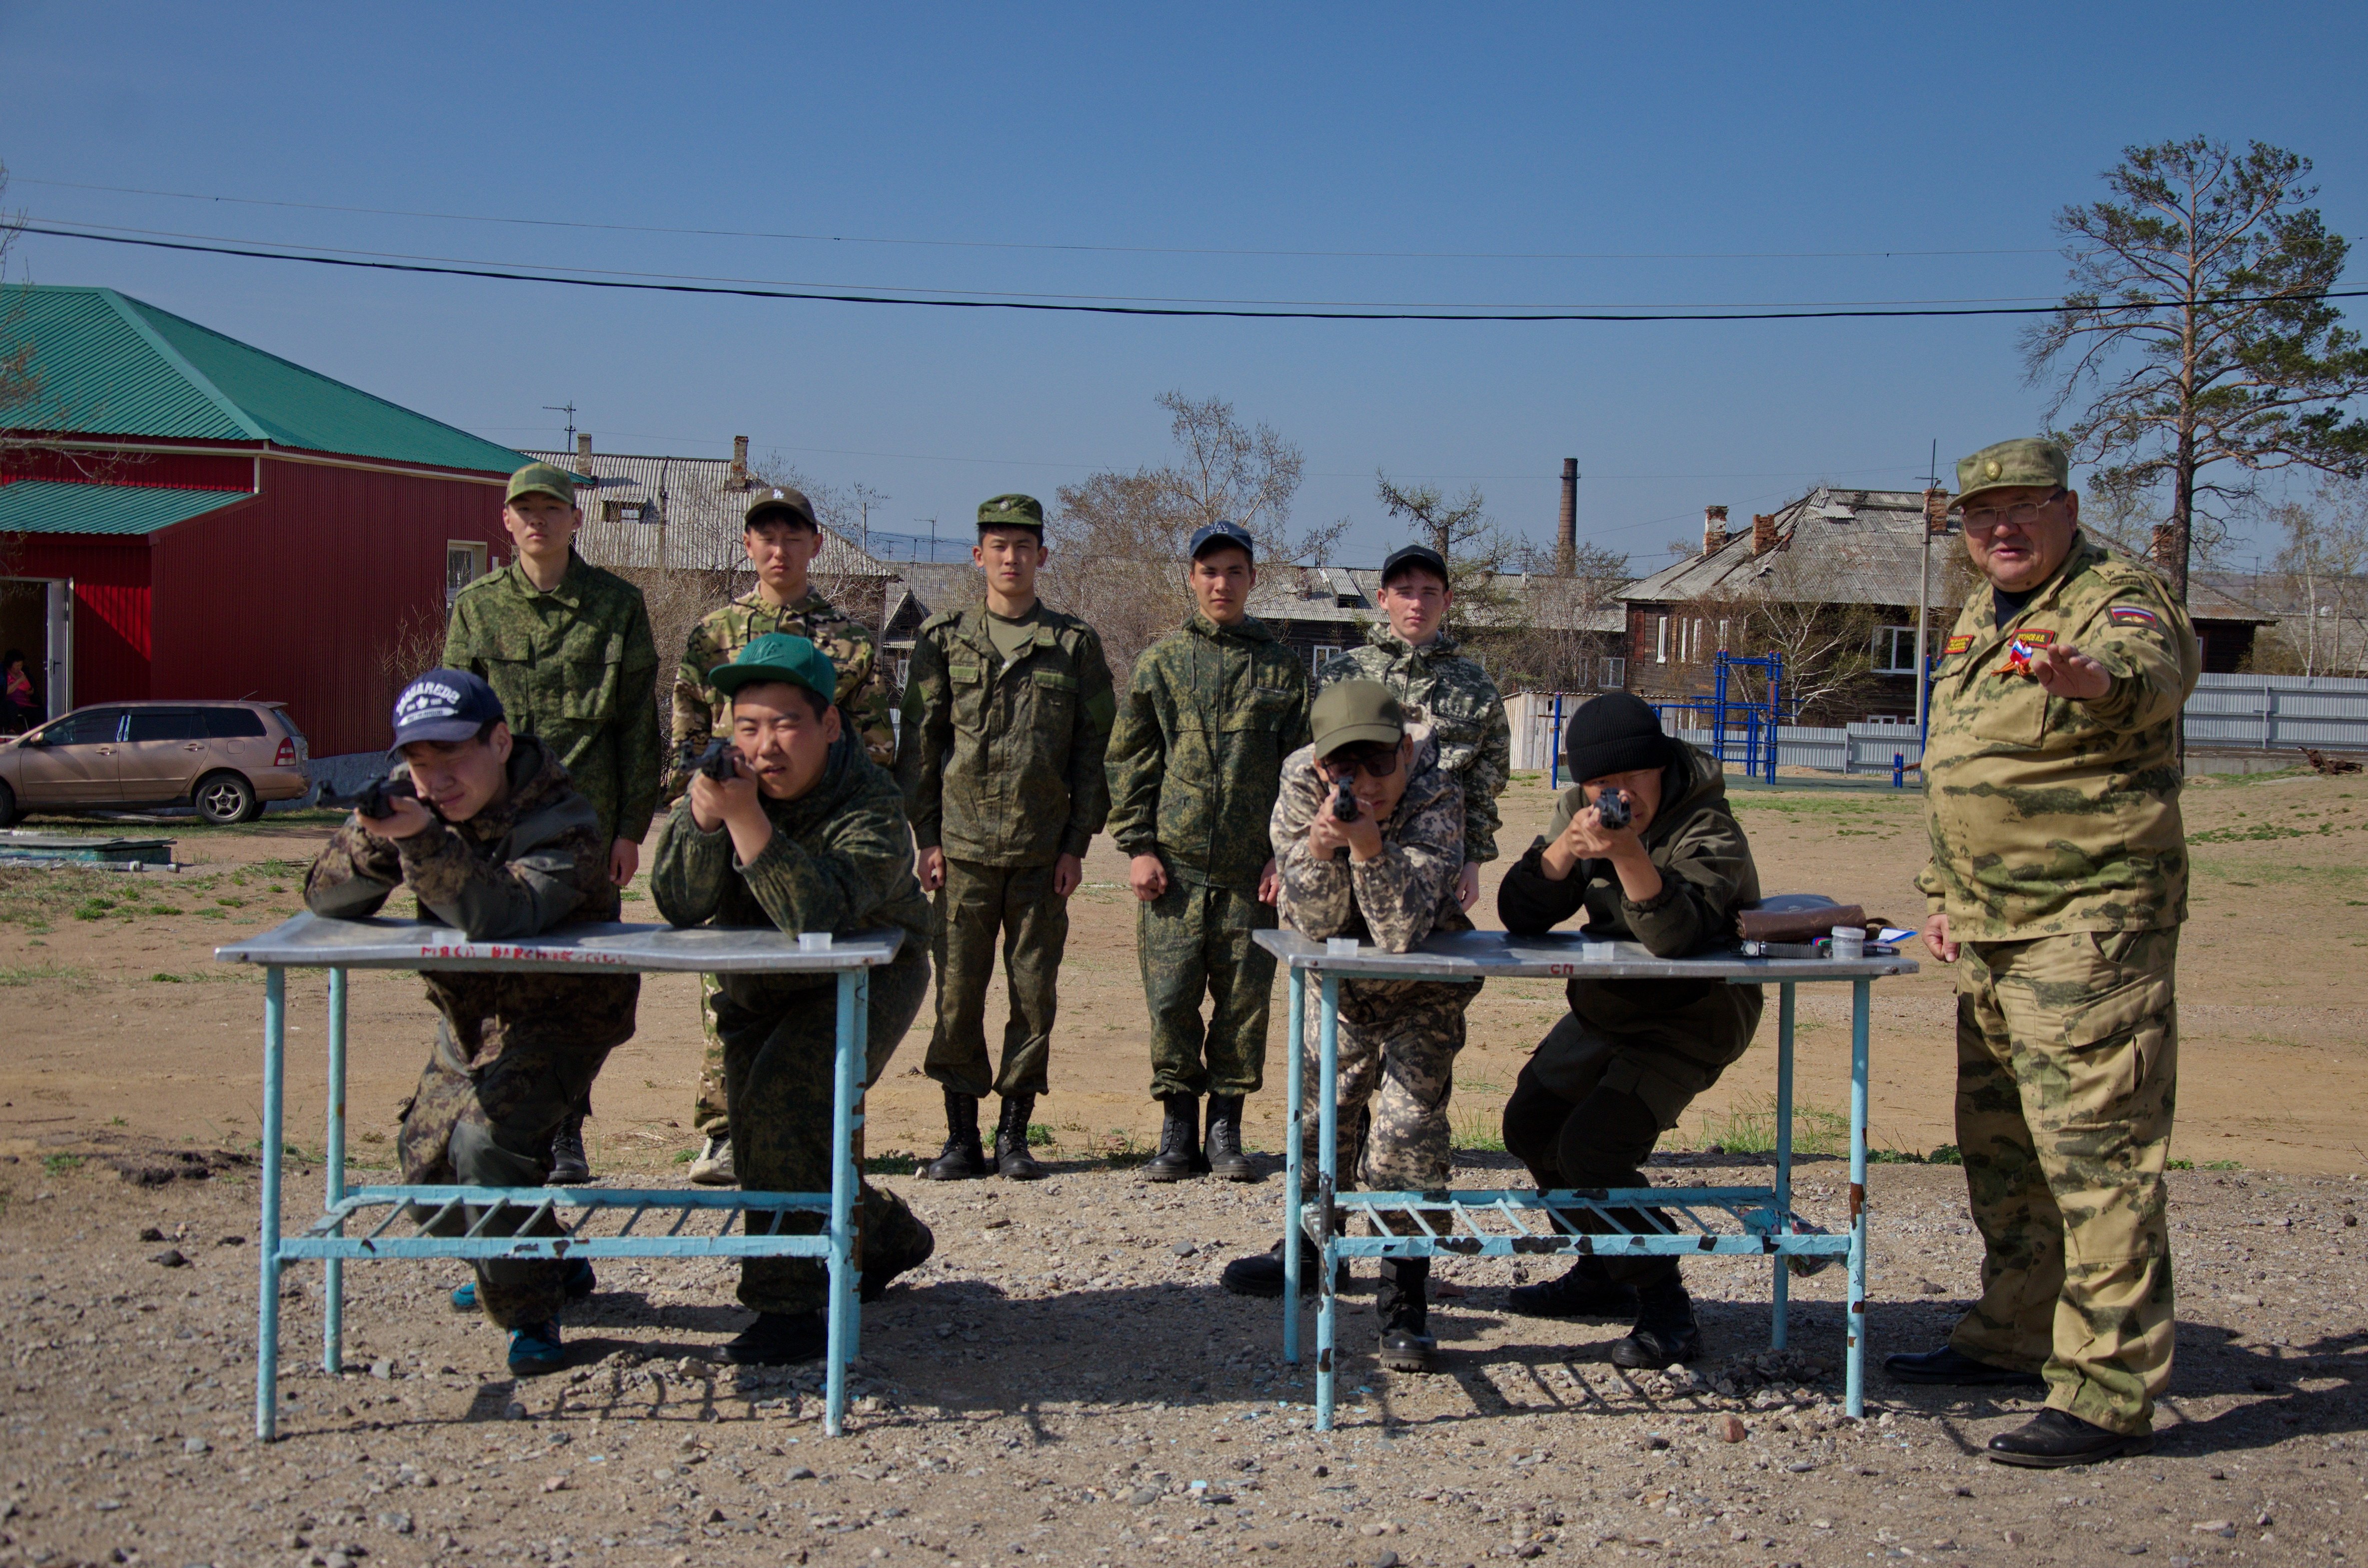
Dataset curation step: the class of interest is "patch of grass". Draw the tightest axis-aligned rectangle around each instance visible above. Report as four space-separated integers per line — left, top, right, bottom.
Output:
1098 1129 1150 1168
1451 1109 1506 1153
73 897 119 920
109 1115 126 1127
673 1148 695 1164
1025 1122 1054 1148
2168 1159 2195 1171
149 971 185 983
865 1153 923 1176
2191 823 2310 843
2204 1159 2243 1171
1696 1095 1849 1159
0 962 80 986
39 1153 82 1175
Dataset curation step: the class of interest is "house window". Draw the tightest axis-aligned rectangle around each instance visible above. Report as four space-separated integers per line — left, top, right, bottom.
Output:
1311 643 1342 672
1716 619 1729 653
1598 657 1626 689
601 500 622 523
445 542 488 604
1655 616 1669 664
1871 625 1923 675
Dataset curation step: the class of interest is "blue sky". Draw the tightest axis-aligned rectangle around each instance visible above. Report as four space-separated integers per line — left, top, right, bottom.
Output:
4 1 2364 572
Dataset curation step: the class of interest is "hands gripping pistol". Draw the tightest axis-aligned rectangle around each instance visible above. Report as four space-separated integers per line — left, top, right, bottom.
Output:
322 774 419 818
678 737 740 785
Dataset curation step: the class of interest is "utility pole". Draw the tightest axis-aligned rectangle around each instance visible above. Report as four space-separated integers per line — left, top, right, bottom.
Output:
542 403 578 451
1917 439 1943 736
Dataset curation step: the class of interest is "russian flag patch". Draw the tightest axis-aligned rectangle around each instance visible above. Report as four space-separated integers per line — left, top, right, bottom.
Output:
2108 605 2161 628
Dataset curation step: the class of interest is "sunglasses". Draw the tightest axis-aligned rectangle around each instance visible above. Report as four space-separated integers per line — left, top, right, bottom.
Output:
1321 743 1401 781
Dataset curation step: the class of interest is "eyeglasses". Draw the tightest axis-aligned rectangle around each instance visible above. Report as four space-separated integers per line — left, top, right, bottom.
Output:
1322 744 1401 781
1962 489 2067 537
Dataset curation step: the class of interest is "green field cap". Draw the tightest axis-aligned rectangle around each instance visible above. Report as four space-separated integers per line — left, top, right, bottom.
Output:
506 462 578 506
977 493 1046 532
1310 679 1406 759
1955 438 2069 507
711 633 837 703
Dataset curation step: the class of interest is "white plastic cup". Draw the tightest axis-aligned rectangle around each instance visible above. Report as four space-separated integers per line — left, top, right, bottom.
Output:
1325 937 1359 957
798 931 834 952
1582 939 1615 962
1829 925 1865 962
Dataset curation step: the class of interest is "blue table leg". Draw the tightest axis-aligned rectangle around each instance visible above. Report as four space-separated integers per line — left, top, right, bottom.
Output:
1772 981 1795 1350
1314 972 1340 1433
1846 977 1871 1418
1282 966 1305 1365
825 968 864 1437
256 966 285 1442
323 967 347 1376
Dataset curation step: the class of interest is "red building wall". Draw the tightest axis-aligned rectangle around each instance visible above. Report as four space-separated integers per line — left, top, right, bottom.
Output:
7 536 155 705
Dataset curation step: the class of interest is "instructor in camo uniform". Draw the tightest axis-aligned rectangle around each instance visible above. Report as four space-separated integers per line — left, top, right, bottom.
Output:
1888 437 2199 1469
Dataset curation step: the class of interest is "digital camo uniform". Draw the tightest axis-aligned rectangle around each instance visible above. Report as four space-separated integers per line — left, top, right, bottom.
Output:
672 588 898 1140
1106 611 1312 1097
1918 528 2199 1436
650 735 935 1315
302 737 638 1328
1271 722 1476 1194
442 551 662 851
1317 620 1512 868
897 602 1116 1099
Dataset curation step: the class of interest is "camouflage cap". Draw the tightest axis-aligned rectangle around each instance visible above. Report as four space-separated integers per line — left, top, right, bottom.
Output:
1955 438 2070 508
977 493 1046 533
745 486 820 531
711 632 837 704
505 462 579 507
1310 679 1406 759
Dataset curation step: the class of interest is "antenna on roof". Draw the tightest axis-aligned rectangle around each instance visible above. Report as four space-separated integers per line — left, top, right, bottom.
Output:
543 402 578 452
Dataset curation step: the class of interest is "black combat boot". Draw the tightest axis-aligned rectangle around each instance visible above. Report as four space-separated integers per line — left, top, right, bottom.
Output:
1140 1094 1206 1182
922 1090 992 1181
1376 1259 1438 1373
1608 1272 1703 1368
994 1094 1047 1181
547 1107 591 1185
1505 1255 1638 1320
1203 1094 1257 1181
1219 1234 1349 1298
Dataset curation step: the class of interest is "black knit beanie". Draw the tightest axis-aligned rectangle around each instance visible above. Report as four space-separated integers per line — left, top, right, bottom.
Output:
1562 692 1671 784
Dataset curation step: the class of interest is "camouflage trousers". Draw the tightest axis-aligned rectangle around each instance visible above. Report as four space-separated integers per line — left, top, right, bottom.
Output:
397 976 641 1329
926 857 1069 1099
1949 928 2179 1435
1141 878 1277 1098
714 954 935 1316
1295 975 1477 1209
692 973 728 1139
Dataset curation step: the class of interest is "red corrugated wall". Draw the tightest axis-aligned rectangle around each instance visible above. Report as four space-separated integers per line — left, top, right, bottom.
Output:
7 536 155 704
146 457 509 756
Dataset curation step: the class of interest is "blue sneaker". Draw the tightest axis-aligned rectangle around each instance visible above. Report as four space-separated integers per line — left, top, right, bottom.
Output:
507 1320 565 1377
452 1258 594 1313
450 1279 478 1312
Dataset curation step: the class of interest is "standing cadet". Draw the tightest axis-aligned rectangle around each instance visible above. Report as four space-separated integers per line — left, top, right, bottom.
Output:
1106 521 1311 1181
898 495 1116 1182
1888 438 2198 1468
1315 543 1512 912
304 671 638 1376
1218 682 1477 1373
443 462 661 1185
672 485 898 1184
651 635 936 1364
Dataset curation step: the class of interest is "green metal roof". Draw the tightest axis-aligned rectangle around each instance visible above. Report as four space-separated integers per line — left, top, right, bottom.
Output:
0 478 249 535
0 284 535 474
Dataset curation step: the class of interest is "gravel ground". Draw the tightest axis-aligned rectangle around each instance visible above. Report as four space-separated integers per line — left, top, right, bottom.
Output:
3 1149 2362 1568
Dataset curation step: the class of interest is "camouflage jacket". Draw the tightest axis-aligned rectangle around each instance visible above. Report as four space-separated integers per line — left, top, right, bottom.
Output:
650 735 931 1008
1271 722 1470 953
895 602 1116 866
1318 622 1511 864
301 736 628 1029
442 550 662 846
1497 742 1764 1109
1106 612 1312 895
1917 534 2200 940
672 586 895 783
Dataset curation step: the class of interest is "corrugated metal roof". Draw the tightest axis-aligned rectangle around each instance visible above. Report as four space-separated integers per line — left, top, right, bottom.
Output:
523 448 893 579
3 284 534 473
0 478 248 535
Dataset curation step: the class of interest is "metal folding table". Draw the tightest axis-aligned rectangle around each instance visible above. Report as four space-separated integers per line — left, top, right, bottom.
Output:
1257 929 1916 1429
215 912 902 1441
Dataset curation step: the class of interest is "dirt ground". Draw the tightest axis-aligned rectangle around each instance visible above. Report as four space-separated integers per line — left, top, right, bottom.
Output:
1 767 2366 1566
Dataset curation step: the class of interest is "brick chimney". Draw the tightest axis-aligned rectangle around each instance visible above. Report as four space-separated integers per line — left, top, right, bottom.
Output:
731 435 751 489
1556 457 1578 575
575 432 593 464
1923 486 1951 536
1702 505 1731 557
2151 524 2177 570
1751 513 1778 555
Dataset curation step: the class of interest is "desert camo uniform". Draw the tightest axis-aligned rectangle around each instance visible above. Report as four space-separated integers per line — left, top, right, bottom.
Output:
650 731 935 1313
1271 722 1475 1193
1316 621 1512 871
1106 610 1311 1098
673 587 897 1141
302 738 639 1328
1919 530 2200 1437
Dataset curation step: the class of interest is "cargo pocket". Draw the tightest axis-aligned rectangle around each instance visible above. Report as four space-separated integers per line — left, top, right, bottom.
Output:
947 662 987 735
1967 668 2051 747
2047 935 2175 1121
1031 668 1079 719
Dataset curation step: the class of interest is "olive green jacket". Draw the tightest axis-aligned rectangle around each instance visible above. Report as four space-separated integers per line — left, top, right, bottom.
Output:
443 550 662 846
1916 534 2200 940
1106 612 1311 896
895 602 1116 866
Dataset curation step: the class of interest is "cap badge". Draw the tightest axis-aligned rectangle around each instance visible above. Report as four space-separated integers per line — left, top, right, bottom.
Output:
1986 460 2002 479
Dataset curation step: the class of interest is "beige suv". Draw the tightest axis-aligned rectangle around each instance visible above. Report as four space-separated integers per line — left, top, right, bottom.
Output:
0 700 311 826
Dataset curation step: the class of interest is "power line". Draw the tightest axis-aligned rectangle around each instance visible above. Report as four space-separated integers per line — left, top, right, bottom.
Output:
27 222 2367 323
11 175 2066 263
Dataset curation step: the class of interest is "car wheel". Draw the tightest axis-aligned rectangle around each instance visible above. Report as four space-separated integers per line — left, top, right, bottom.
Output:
193 772 256 826
0 779 16 828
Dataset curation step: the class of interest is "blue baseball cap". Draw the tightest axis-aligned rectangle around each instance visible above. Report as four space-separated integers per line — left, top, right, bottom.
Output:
391 669 505 747
1188 519 1256 562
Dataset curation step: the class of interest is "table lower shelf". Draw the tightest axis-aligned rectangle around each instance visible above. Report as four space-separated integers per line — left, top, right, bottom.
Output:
1300 1187 1849 1262
286 1184 845 1262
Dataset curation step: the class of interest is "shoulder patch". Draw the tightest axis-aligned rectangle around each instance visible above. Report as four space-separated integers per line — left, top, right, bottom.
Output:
1944 633 1974 655
2107 605 2161 628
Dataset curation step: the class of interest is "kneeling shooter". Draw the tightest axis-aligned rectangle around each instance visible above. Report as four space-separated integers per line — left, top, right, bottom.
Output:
1496 692 1763 1369
652 634 936 1365
304 671 639 1377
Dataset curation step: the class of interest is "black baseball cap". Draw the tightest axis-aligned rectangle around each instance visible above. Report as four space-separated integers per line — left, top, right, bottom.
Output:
1189 519 1256 561
1381 543 1449 584
391 670 504 747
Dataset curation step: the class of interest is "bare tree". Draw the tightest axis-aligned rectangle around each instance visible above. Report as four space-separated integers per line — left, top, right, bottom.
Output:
1694 550 1884 723
2266 484 2368 675
1373 473 1521 628
1492 540 1629 692
2026 137 2368 601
